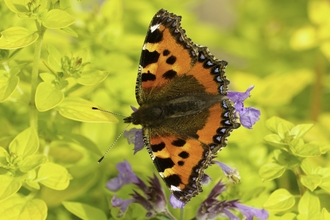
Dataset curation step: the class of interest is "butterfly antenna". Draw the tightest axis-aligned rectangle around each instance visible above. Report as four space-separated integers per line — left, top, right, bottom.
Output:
92 106 128 117
97 123 131 163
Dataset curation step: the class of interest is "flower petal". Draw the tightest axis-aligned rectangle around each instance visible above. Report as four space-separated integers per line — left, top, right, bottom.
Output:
240 107 261 129
124 128 144 154
228 85 254 103
169 194 185 209
106 160 139 191
234 203 269 220
111 195 134 217
214 161 240 184
228 86 260 129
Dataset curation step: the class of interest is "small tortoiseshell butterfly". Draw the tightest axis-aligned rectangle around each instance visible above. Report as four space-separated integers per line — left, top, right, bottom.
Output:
124 9 240 203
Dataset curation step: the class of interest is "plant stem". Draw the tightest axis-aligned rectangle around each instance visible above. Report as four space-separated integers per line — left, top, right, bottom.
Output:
30 22 46 130
294 167 305 196
309 51 325 121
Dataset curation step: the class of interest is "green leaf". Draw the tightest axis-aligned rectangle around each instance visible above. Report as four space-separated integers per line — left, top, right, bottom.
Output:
0 175 21 202
266 116 294 135
274 150 300 168
290 26 317 51
319 142 330 154
301 174 322 191
25 170 40 190
20 154 47 172
264 134 287 148
62 201 107 220
4 0 29 14
300 159 314 174
320 176 330 193
9 127 39 158
321 208 330 220
0 70 19 102
308 0 330 25
259 162 286 181
297 191 320 220
0 147 9 166
35 82 64 112
60 27 78 37
289 124 314 138
37 162 71 190
0 194 47 220
280 213 297 220
0 27 39 49
76 70 109 86
42 9 76 29
264 188 295 212
39 72 56 83
57 97 119 123
290 141 323 157
46 44 62 72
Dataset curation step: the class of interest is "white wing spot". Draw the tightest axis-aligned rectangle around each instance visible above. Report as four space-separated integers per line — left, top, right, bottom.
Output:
159 172 164 178
170 185 182 192
142 43 147 50
150 23 160 33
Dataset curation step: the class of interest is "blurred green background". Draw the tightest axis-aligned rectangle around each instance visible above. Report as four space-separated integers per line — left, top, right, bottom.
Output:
1 0 330 219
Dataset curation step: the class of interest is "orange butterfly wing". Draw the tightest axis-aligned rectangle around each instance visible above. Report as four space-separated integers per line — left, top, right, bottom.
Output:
133 9 240 203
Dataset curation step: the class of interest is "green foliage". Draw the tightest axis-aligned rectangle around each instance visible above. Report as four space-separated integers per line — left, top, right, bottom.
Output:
262 117 330 218
0 0 329 219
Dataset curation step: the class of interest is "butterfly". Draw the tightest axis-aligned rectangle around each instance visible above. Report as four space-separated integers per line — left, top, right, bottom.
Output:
124 9 240 203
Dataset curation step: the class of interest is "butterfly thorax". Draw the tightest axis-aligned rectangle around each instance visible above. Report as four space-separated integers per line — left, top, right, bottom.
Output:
124 93 224 129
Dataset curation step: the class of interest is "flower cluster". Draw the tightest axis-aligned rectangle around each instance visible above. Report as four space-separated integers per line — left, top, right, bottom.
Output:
107 160 175 219
107 161 268 219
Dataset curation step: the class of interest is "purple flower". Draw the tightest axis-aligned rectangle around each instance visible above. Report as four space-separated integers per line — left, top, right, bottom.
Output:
214 161 240 184
169 194 185 209
106 160 139 191
107 161 174 219
124 128 144 154
234 203 269 220
196 180 269 220
228 86 260 129
111 195 134 217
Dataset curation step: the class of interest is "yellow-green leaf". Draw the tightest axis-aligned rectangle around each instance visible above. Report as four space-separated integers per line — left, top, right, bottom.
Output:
259 162 286 181
42 9 75 29
308 0 330 25
62 201 107 220
264 189 295 212
291 142 323 157
76 70 109 86
38 162 71 190
35 82 64 112
321 208 330 220
0 175 22 202
46 44 62 72
301 174 322 191
290 26 317 51
9 127 39 158
0 70 19 102
20 154 47 172
0 27 39 49
0 194 47 220
297 191 320 220
4 0 29 14
57 97 119 123
60 27 78 37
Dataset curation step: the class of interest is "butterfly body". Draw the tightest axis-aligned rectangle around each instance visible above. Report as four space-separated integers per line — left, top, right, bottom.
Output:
124 9 240 203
